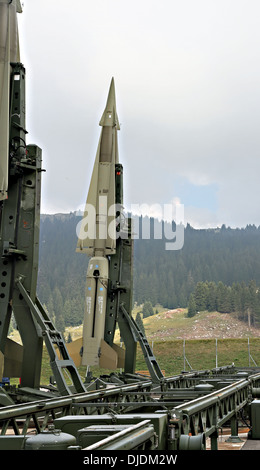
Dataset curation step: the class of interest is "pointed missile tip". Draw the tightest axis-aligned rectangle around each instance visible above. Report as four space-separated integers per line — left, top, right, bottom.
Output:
107 77 116 104
110 77 116 94
99 77 120 130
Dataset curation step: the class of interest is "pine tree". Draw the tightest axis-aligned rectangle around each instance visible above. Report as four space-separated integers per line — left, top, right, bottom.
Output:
207 282 217 311
216 282 230 313
187 294 197 317
142 301 154 318
52 286 65 333
136 312 146 336
194 282 207 311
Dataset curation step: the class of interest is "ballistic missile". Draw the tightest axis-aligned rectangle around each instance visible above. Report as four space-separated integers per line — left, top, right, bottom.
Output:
76 78 123 369
0 0 22 200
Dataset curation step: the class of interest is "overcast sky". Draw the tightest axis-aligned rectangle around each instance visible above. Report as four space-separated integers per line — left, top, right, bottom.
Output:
18 0 260 228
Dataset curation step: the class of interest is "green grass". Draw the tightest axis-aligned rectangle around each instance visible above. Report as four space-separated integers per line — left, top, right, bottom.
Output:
10 307 260 384
148 338 260 375
39 337 260 385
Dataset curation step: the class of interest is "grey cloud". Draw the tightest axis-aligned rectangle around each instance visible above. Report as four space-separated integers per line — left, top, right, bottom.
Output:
18 0 260 227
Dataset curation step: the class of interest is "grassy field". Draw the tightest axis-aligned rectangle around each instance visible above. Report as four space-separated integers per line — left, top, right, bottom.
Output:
39 337 260 385
135 337 260 376
10 307 260 385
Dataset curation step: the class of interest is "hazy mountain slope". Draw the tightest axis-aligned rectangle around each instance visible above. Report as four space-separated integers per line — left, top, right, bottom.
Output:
142 309 260 341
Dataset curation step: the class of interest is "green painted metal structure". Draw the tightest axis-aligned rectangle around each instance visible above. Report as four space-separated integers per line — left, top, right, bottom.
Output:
0 369 260 450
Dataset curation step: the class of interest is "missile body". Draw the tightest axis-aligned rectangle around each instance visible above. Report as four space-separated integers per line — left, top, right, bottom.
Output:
82 257 109 365
77 78 121 367
0 0 22 200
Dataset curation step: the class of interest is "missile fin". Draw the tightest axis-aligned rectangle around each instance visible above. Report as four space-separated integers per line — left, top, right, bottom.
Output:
112 343 125 368
99 339 119 370
81 337 100 367
65 337 83 368
16 1 23 14
0 338 23 378
76 140 100 254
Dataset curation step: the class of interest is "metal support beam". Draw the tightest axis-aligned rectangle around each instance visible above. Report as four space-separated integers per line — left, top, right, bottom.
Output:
119 304 164 383
16 279 85 395
0 61 44 388
83 420 157 450
169 375 259 449
225 415 243 443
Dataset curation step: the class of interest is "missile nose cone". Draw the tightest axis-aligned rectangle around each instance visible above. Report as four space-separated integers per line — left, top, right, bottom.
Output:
99 77 120 130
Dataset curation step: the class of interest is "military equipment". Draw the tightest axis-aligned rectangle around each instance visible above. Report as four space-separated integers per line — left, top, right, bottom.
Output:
0 0 162 396
76 78 123 369
0 0 85 396
75 78 164 381
1 2 260 455
0 0 21 201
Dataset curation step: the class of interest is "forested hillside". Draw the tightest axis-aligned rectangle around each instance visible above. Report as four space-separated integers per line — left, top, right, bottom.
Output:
38 213 86 331
133 221 260 307
37 213 260 330
187 280 260 327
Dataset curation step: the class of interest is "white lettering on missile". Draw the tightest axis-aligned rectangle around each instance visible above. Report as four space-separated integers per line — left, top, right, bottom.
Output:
86 297 92 314
97 296 103 314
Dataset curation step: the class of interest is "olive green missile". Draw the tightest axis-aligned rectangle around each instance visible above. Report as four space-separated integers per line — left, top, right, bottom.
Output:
0 0 22 200
75 78 123 368
77 77 120 257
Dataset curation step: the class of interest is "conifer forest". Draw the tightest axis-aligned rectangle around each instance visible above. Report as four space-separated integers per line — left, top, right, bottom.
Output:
37 213 260 333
